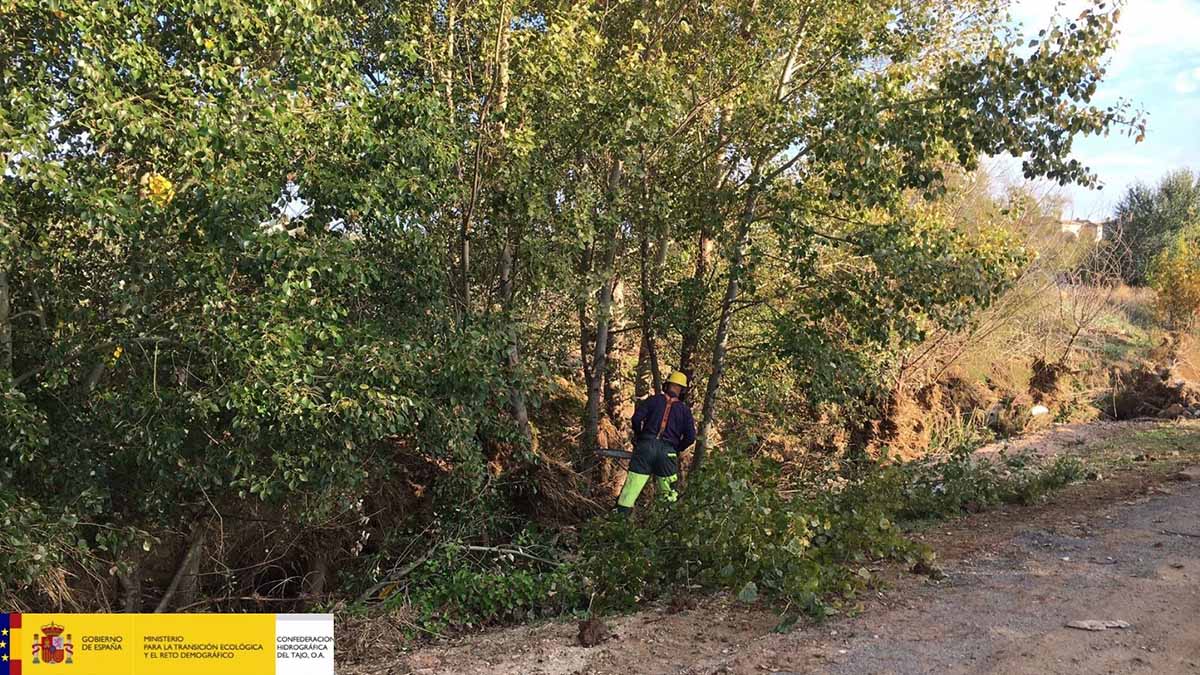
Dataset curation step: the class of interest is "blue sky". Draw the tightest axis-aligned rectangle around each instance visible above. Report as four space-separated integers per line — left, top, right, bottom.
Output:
1004 0 1200 220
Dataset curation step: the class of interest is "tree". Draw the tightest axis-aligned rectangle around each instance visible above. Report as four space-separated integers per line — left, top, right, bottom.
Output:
1112 169 1200 285
0 0 1144 609
683 0 1141 471
1149 227 1200 330
0 0 480 606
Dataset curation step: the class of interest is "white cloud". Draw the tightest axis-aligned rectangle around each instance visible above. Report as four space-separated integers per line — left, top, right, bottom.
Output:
1004 0 1200 218
1009 0 1200 77
1085 152 1159 169
1176 66 1200 94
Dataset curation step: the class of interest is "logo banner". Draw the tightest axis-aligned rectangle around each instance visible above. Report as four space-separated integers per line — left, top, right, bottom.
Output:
2 613 333 674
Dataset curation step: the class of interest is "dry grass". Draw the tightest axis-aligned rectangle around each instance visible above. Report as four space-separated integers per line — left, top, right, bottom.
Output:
881 231 1185 455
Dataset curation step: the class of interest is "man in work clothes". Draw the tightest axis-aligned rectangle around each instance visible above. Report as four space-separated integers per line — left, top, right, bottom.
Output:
615 371 697 513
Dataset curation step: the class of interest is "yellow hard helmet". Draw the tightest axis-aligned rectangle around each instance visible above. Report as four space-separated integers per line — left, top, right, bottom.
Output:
665 371 689 388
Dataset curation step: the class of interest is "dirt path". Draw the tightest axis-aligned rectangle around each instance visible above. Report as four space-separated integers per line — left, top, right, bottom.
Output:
350 421 1200 675
971 418 1181 460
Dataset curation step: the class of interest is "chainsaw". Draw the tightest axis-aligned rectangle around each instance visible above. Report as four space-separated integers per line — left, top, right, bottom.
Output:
595 447 633 461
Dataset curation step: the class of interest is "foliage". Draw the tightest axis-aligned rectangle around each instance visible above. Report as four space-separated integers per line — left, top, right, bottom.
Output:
375 440 1088 636
578 442 1086 616
0 0 1140 611
1148 228 1200 330
1112 169 1200 285
578 453 908 615
386 536 581 634
0 488 82 596
886 447 1086 521
771 211 1030 411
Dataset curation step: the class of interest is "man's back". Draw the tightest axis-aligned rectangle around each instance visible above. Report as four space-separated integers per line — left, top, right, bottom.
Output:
631 392 697 453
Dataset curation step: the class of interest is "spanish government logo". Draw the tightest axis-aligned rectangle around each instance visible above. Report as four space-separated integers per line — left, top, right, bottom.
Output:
0 612 20 674
31 622 74 665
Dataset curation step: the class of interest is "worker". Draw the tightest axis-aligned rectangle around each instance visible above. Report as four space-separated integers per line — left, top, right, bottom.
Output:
615 371 697 513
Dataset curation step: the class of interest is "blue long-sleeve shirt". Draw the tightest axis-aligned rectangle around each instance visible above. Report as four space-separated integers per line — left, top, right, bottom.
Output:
631 393 697 453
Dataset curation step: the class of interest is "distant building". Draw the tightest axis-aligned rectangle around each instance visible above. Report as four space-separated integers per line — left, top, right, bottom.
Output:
1059 218 1105 243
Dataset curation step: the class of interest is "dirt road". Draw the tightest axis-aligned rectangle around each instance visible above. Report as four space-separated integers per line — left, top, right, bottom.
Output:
353 422 1200 675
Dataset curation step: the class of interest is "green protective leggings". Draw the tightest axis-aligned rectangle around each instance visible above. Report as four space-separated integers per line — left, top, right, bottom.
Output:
657 470 679 503
616 453 678 509
616 472 650 509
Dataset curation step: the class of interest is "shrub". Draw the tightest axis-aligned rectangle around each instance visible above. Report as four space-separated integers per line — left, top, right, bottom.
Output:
365 441 1088 638
578 451 917 616
1149 232 1200 330
397 547 580 633
0 490 80 596
888 446 1085 521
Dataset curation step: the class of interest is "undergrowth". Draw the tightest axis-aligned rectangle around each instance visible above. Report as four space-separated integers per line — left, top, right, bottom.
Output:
887 449 1086 521
355 440 1089 639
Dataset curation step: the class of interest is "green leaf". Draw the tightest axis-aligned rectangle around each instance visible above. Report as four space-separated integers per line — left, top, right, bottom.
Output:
737 581 759 603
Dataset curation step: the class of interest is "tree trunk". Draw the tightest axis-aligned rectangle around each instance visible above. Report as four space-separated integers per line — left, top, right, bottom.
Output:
678 230 712 375
691 177 759 474
442 2 456 126
155 521 207 613
0 268 11 379
440 3 461 312
603 278 627 421
577 241 595 385
680 106 729 377
488 5 532 449
459 218 472 314
635 199 666 397
583 268 617 462
301 550 330 610
635 225 654 399
635 335 653 399
500 237 534 448
118 562 142 612
582 159 623 473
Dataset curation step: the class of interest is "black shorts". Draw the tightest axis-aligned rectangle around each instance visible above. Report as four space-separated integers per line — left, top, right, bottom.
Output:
630 438 678 477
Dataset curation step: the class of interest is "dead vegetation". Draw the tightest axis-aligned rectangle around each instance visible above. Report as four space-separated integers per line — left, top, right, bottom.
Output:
576 618 611 647
1106 363 1200 420
860 231 1197 461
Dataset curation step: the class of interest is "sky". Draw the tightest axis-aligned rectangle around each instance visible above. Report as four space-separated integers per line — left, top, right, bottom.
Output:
1003 0 1200 220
